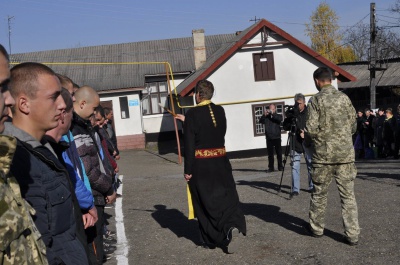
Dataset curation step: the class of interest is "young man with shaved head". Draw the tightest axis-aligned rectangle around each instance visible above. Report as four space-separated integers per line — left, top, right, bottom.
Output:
4 62 88 264
71 85 116 264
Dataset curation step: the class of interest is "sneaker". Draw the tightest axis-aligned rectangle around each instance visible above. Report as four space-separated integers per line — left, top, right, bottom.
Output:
105 203 115 209
226 227 242 254
343 236 358 246
104 236 117 244
105 230 116 237
103 254 113 262
303 223 323 238
103 243 116 254
289 191 299 199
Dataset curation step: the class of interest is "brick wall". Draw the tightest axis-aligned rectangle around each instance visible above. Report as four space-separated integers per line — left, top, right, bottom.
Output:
117 134 145 150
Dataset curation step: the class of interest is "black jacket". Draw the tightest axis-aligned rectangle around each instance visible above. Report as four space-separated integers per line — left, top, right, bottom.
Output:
70 112 114 206
4 123 88 265
293 107 308 153
259 112 282 140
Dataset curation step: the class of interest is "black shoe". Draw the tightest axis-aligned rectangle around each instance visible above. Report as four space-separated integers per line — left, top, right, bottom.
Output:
103 254 113 262
105 230 116 237
278 167 284 171
103 242 116 252
104 236 117 244
266 168 275 173
289 191 299 199
303 223 323 238
116 193 122 198
225 227 242 254
343 236 358 246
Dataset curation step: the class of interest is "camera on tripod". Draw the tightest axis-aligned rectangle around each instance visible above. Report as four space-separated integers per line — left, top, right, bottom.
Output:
282 102 299 132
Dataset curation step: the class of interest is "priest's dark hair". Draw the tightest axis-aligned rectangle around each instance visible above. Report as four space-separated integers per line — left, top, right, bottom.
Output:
195 79 214 100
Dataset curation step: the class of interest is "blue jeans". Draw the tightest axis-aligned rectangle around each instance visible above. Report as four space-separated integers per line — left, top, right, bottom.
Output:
291 149 313 193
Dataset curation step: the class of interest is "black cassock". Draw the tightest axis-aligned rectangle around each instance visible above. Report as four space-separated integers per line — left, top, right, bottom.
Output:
184 103 246 246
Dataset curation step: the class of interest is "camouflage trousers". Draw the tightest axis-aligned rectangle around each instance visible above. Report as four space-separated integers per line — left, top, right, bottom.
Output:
309 163 360 242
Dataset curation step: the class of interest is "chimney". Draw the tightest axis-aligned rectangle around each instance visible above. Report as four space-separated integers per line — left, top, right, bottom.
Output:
192 29 206 69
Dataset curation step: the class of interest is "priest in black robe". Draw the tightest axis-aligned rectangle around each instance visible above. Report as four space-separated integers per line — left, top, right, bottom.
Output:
183 80 246 253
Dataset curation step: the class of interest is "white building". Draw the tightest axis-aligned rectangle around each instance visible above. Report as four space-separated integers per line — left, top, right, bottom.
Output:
177 19 355 156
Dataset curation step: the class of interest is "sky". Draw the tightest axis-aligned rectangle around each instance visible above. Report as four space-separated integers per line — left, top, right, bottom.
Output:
0 0 399 54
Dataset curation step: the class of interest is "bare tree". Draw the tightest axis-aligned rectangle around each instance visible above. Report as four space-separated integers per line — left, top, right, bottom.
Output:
343 23 369 61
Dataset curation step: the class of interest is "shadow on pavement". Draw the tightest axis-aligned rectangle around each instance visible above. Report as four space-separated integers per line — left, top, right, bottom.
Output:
233 168 267 173
237 179 345 243
132 205 200 245
237 179 292 197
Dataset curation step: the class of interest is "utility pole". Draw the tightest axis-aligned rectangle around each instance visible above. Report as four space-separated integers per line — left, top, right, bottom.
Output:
369 3 376 109
7 15 14 58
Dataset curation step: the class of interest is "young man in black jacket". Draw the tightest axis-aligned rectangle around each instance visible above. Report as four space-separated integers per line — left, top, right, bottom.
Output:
259 103 283 172
5 62 88 265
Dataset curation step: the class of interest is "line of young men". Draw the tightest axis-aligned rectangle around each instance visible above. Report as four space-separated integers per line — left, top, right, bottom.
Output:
0 44 120 265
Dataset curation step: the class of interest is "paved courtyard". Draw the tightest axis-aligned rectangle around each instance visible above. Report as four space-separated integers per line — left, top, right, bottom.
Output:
105 150 400 265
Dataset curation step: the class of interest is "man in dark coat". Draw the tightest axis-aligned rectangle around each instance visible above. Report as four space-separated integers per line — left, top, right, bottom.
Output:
71 86 116 264
5 62 88 264
382 108 397 157
183 80 246 254
259 104 283 172
374 108 385 158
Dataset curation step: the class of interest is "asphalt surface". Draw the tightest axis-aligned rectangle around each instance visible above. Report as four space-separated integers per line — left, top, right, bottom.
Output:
105 149 400 265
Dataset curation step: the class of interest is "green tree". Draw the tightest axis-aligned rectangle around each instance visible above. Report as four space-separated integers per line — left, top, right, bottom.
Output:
305 2 356 63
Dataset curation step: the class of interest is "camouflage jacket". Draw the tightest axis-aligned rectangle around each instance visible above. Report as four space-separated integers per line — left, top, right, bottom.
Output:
0 135 48 265
306 84 357 164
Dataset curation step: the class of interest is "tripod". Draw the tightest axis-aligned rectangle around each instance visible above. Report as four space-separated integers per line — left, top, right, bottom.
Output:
278 118 296 196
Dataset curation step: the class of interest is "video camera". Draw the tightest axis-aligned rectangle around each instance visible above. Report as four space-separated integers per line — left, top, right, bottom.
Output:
282 102 299 132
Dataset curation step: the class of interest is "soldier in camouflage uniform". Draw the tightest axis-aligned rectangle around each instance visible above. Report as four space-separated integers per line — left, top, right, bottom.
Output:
305 67 360 246
0 44 48 264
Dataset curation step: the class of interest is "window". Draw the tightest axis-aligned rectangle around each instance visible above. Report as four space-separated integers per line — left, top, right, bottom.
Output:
253 52 275 81
252 102 284 137
119 96 130 119
142 81 170 115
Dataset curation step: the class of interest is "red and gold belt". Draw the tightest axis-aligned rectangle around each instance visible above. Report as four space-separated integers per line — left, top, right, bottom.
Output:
195 147 226 158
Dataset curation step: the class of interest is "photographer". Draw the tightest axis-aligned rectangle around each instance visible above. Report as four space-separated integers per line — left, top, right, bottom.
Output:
259 104 283 172
289 94 313 198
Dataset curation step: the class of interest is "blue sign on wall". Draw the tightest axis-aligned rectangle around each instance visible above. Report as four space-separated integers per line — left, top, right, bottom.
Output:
129 99 139 106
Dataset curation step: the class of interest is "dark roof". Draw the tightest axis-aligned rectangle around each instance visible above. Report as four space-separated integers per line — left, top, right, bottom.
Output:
338 58 400 89
11 34 235 92
177 19 356 97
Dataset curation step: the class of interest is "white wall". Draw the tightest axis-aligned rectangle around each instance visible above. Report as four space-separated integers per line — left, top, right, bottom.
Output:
100 93 142 136
206 38 338 152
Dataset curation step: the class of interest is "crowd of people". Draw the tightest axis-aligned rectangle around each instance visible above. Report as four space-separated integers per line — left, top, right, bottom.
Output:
354 106 400 159
0 44 120 265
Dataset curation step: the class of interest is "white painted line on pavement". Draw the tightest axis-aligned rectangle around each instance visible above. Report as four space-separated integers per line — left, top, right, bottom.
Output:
115 175 129 265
